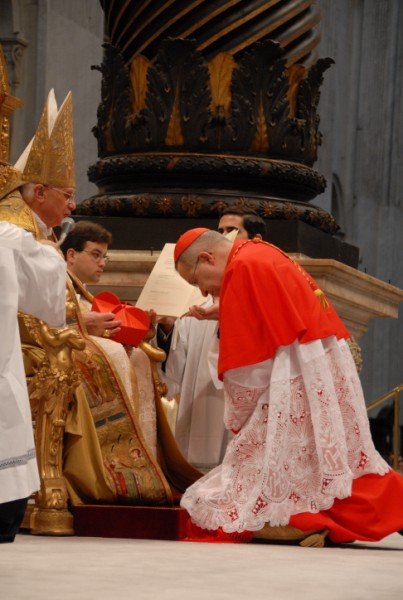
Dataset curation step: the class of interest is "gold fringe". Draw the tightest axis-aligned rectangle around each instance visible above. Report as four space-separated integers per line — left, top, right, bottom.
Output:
314 288 329 309
299 529 329 548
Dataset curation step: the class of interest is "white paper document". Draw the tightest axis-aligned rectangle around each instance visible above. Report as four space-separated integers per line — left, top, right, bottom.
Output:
136 243 205 317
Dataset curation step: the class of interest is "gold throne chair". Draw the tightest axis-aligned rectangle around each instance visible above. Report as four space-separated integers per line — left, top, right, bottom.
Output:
19 308 178 536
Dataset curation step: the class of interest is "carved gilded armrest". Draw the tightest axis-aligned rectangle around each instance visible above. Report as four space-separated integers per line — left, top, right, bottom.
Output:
139 339 168 399
20 313 85 535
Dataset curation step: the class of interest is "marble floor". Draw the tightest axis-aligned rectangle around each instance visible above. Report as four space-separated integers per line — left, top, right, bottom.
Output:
1 533 402 600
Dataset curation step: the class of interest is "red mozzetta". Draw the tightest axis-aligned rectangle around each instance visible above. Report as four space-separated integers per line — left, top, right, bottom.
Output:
218 239 350 379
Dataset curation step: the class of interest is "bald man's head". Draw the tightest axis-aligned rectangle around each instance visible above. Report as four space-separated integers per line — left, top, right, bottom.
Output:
176 230 232 297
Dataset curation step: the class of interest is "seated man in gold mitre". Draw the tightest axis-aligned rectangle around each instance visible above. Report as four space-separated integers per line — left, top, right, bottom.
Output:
0 87 200 508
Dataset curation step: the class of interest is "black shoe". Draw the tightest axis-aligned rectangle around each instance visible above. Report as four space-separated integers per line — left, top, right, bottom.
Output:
0 497 28 542
0 534 16 543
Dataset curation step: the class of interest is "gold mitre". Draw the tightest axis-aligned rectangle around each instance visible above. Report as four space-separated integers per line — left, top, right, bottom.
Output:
0 88 75 200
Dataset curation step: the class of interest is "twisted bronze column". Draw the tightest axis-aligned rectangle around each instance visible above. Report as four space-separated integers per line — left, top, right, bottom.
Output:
101 0 321 65
79 1 358 265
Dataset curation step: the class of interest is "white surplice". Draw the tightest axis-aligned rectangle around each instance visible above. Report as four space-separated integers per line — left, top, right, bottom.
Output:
164 299 232 471
0 222 66 503
181 337 389 532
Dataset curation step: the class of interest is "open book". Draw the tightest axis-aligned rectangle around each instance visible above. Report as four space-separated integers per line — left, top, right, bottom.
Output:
136 243 205 318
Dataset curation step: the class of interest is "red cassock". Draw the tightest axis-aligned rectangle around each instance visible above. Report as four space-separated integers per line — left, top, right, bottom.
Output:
183 239 403 543
289 472 403 543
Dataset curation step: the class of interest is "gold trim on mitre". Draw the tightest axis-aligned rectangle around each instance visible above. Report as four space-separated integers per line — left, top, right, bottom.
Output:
18 88 75 189
0 88 75 200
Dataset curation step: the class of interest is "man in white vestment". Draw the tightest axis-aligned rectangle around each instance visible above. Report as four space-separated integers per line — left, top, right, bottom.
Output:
161 211 266 471
0 71 198 504
0 222 66 543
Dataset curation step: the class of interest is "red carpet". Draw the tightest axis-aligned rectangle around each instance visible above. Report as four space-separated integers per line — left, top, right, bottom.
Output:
71 504 188 540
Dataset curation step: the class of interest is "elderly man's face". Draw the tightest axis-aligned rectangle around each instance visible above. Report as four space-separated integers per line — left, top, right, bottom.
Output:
35 185 76 227
177 251 226 298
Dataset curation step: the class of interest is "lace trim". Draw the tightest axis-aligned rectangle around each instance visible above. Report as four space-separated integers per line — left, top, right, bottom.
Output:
181 340 389 532
0 448 36 471
224 382 267 432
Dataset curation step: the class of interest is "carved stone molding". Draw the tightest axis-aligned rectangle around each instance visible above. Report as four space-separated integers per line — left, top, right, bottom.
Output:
79 189 338 234
0 37 28 90
90 250 403 343
297 258 403 340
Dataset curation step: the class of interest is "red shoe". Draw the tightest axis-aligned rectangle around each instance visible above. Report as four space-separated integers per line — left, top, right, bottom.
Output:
184 519 253 543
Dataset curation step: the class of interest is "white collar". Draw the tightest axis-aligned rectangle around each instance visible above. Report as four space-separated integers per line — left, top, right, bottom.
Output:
33 212 53 238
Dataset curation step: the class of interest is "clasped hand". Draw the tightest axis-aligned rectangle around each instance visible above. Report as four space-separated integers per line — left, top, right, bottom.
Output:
84 311 122 337
186 303 219 321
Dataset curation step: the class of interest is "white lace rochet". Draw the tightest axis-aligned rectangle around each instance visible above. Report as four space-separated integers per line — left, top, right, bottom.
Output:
180 337 389 533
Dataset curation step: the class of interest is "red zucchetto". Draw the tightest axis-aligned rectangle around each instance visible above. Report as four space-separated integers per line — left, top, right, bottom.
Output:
174 228 210 264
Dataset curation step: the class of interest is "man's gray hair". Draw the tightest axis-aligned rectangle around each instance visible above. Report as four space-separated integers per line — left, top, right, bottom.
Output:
178 230 228 269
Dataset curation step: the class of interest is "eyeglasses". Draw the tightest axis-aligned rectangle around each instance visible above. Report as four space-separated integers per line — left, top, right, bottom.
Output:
80 250 110 264
190 257 200 287
44 185 75 205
